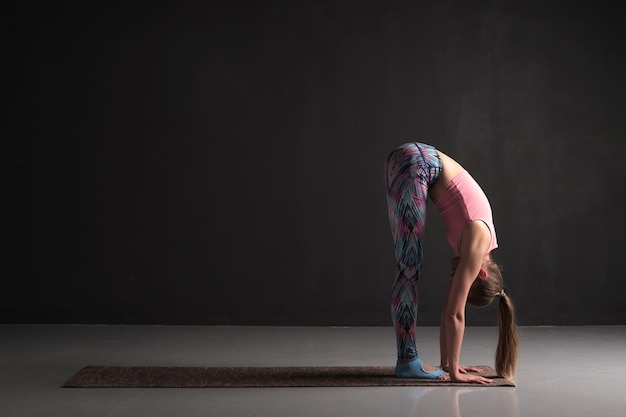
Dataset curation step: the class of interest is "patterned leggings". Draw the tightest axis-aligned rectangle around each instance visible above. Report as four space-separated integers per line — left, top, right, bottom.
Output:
384 142 442 363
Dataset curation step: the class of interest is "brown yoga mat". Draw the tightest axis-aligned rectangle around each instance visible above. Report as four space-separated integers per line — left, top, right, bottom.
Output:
62 365 515 388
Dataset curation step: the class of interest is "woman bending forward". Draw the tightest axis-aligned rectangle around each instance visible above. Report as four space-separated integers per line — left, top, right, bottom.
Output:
384 142 518 384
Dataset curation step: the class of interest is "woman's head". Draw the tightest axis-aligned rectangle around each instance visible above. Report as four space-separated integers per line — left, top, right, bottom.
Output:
467 256 503 307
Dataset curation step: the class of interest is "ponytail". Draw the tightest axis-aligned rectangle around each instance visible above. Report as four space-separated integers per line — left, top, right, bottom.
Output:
496 292 518 380
467 256 518 379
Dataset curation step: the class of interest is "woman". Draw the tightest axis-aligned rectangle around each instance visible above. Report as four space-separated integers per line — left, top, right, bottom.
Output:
384 142 518 384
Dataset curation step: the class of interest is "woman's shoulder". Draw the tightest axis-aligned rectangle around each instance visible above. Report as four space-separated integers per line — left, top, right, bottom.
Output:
459 220 492 257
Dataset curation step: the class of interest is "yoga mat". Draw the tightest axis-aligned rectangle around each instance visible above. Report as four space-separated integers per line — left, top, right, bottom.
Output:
62 365 515 388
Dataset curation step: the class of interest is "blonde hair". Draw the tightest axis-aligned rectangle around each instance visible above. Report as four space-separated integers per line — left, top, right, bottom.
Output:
467 257 519 380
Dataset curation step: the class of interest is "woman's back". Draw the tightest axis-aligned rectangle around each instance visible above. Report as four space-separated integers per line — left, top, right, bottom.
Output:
429 150 465 200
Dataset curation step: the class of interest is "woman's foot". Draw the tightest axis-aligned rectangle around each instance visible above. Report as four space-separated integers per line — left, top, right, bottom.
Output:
395 358 447 379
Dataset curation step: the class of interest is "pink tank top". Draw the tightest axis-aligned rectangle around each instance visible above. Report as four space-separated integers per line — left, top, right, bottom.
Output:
432 171 498 256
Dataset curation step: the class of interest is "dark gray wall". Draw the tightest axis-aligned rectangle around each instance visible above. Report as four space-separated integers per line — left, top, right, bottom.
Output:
6 0 626 326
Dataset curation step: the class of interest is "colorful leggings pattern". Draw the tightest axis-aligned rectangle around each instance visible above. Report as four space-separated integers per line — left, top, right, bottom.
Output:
384 142 442 363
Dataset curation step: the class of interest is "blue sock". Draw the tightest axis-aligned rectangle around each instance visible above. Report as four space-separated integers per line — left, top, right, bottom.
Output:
395 358 446 379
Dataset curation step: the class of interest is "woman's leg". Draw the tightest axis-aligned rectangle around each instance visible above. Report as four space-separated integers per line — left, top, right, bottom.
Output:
385 143 444 378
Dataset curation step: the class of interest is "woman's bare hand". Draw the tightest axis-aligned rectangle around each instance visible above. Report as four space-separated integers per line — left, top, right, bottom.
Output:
450 373 493 384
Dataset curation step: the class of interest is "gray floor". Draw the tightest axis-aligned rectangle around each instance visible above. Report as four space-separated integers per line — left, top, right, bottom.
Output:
1 325 625 416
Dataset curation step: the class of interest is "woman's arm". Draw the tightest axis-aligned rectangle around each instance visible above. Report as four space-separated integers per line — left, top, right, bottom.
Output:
440 257 483 373
443 221 493 384
439 278 452 368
